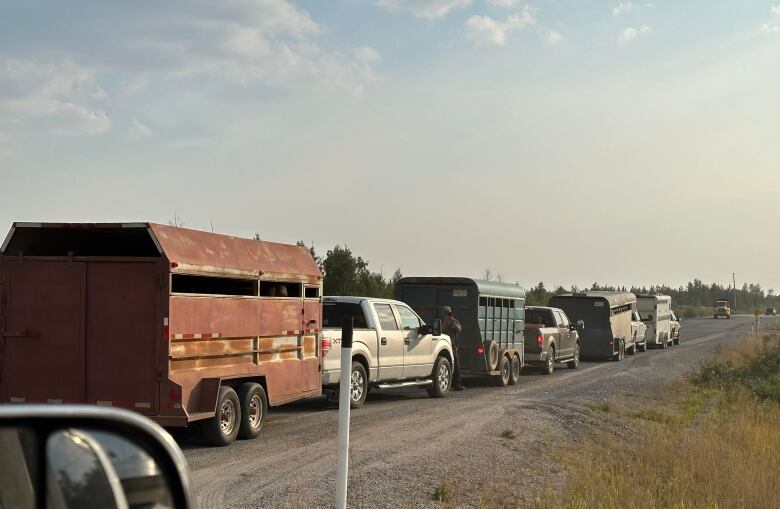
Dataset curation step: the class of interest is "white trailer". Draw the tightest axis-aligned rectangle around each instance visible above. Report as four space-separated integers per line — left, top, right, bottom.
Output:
636 295 673 349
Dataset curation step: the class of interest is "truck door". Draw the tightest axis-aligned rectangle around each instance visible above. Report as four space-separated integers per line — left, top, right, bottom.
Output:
2 261 86 403
555 310 573 357
371 303 404 380
395 304 432 379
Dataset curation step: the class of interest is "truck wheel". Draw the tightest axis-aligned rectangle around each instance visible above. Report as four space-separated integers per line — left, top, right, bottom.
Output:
349 361 368 409
508 354 521 385
201 386 241 446
673 334 680 346
541 347 555 375
237 383 268 440
639 341 647 352
566 344 579 369
427 356 452 398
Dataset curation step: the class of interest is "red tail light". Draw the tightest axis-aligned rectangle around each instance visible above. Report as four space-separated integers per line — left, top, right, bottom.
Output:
322 337 332 357
537 332 544 349
169 388 181 402
476 346 485 355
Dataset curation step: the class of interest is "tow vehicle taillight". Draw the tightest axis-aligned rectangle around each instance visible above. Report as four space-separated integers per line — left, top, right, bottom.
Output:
537 331 544 349
476 346 485 355
321 337 332 357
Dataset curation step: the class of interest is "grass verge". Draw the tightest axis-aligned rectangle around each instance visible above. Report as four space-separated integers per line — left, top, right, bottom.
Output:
532 331 780 509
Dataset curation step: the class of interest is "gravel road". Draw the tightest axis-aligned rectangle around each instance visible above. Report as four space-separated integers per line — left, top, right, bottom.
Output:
179 315 770 508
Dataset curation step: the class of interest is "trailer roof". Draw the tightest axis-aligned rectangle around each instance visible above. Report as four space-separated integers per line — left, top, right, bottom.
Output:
636 294 672 302
397 277 525 299
1 222 322 280
551 291 637 308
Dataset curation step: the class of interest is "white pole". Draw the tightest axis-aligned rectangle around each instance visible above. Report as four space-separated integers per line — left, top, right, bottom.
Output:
335 316 353 509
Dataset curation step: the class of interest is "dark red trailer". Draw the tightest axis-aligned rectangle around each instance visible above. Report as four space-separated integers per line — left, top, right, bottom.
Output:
0 223 323 445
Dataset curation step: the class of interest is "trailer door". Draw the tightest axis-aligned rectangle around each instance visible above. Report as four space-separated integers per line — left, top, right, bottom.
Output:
85 262 159 414
2 261 87 403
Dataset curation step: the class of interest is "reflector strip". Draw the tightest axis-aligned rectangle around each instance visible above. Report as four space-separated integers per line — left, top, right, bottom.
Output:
47 398 63 404
96 400 112 406
9 397 25 403
135 402 151 409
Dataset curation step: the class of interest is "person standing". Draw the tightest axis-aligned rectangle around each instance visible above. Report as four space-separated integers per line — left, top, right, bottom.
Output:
441 306 465 391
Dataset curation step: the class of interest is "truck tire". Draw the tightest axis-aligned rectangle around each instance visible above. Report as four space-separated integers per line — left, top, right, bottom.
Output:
201 386 241 447
639 341 647 352
237 383 268 440
566 343 579 369
541 346 555 375
349 361 368 408
496 355 511 387
427 356 452 398
508 354 521 385
673 333 680 346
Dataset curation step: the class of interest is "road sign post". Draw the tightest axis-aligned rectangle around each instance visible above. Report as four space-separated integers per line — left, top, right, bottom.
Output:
335 316 354 509
754 310 760 335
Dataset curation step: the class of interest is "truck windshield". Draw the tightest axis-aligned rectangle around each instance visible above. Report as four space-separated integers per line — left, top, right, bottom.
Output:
323 302 368 328
526 309 555 327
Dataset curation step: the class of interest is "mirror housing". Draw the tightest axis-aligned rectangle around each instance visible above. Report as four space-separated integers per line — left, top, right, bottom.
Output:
576 319 585 331
432 318 442 336
0 405 192 509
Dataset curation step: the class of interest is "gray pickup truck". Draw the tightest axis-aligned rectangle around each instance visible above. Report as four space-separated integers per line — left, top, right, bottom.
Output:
321 297 454 408
524 306 583 374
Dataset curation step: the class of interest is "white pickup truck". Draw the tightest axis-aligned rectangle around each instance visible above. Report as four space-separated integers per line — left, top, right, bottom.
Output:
321 296 455 408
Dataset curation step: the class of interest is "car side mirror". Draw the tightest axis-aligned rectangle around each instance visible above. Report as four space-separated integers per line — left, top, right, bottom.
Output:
0 405 192 508
576 320 585 331
417 324 433 335
432 319 442 336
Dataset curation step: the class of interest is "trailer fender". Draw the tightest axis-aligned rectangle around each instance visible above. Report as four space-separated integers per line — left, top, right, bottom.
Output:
192 377 222 415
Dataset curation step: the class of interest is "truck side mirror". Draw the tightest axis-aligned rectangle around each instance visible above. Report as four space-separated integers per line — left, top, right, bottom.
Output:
432 319 442 336
417 324 433 335
576 320 585 331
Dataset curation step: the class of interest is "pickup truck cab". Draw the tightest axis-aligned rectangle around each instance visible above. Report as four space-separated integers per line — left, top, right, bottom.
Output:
631 311 648 352
321 297 454 408
524 306 583 375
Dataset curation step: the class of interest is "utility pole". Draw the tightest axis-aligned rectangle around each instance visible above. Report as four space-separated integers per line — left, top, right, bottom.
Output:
733 273 737 311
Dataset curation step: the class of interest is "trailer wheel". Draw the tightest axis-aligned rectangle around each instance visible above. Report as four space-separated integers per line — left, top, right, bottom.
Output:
427 355 452 398
349 361 369 408
541 347 555 375
508 354 521 385
496 355 511 387
201 386 241 446
566 343 579 369
485 341 500 371
613 340 625 361
237 383 268 440
673 333 680 346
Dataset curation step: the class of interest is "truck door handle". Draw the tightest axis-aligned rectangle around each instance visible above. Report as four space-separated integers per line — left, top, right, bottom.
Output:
380 337 387 345
404 338 410 345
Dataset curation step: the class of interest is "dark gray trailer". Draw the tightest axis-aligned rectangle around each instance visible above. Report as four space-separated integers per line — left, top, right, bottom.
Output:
395 277 525 386
548 292 636 360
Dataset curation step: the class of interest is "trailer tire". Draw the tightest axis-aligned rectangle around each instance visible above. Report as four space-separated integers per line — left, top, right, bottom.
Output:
508 354 521 385
541 347 555 375
496 355 511 387
427 355 452 398
485 341 500 371
237 383 268 440
673 334 680 346
613 340 625 361
566 343 579 369
201 386 241 447
349 361 369 409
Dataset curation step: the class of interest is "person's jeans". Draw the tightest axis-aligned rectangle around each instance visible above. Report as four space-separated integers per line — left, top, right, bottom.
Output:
451 341 463 388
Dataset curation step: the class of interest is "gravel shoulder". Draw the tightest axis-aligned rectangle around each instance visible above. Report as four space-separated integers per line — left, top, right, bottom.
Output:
179 316 762 508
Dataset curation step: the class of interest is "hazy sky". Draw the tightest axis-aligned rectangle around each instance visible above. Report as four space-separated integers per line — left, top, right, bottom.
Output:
1 1 779 292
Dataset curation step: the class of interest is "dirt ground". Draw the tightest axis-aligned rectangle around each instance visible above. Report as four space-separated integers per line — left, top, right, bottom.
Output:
177 315 766 508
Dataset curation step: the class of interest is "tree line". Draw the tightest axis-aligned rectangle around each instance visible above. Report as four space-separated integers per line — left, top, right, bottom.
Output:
301 242 775 315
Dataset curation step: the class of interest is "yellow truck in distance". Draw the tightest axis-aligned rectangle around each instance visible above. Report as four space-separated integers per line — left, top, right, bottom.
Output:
714 300 731 319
